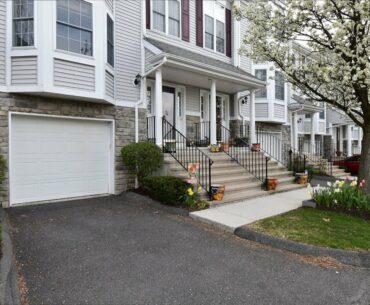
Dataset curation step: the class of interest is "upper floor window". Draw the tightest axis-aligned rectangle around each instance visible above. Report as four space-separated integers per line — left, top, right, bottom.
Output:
56 0 93 56
13 0 34 47
255 69 267 98
152 0 180 37
275 71 285 100
319 111 325 119
305 113 311 119
204 1 225 54
107 15 114 66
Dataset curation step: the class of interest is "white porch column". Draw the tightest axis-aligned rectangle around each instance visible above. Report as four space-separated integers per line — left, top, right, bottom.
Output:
339 126 344 153
155 68 163 146
210 79 217 145
347 125 353 156
310 113 317 154
292 112 299 150
249 89 256 144
358 127 363 152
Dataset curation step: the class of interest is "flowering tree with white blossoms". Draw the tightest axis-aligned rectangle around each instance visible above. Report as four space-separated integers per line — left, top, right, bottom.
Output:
235 0 370 193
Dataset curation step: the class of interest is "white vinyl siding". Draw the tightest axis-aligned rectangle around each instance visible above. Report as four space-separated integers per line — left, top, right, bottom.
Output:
255 103 268 118
105 70 114 98
11 56 37 85
105 0 113 12
274 104 285 119
186 86 200 112
54 58 95 91
239 2 251 72
115 0 141 102
0 0 6 85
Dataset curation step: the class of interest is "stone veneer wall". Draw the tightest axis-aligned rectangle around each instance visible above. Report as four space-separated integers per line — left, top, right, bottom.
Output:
186 115 200 142
0 93 147 207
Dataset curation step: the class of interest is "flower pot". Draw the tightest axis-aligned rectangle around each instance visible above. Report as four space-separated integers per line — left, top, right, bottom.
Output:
266 178 278 191
221 143 229 153
295 173 308 185
211 184 225 201
251 143 261 152
210 144 220 153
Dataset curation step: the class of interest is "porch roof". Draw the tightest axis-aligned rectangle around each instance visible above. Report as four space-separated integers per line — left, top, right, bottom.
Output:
144 38 265 94
288 94 324 113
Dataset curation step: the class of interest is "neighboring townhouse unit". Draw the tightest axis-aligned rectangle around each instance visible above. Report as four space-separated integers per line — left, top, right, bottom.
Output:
326 107 363 157
0 0 147 207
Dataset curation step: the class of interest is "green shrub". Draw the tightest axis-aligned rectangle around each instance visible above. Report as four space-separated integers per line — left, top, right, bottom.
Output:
121 141 163 182
142 176 190 206
0 155 5 185
309 179 370 217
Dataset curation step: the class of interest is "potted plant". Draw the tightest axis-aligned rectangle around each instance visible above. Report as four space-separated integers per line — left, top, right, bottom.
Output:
295 172 308 184
251 143 261 152
266 178 278 190
220 142 229 153
210 184 225 201
210 144 220 152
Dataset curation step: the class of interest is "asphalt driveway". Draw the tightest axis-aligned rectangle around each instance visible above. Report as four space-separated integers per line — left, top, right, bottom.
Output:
6 192 370 305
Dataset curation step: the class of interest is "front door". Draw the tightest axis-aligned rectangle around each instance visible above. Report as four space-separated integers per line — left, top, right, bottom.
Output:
163 86 176 126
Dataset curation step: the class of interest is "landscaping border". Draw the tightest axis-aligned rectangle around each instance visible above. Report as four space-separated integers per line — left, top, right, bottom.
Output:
234 226 370 268
0 209 21 305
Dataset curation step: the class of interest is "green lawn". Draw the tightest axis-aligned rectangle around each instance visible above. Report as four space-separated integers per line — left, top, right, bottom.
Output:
249 208 370 251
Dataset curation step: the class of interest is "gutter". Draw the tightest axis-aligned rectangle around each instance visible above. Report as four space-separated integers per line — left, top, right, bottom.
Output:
143 56 168 78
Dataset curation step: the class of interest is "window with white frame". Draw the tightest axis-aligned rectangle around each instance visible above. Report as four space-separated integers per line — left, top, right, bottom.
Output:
13 0 34 47
275 71 285 100
255 69 267 98
152 0 180 37
56 0 93 56
319 110 325 119
204 1 225 53
107 15 114 66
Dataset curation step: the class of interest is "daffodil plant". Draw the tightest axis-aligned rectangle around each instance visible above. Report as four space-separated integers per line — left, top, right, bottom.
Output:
308 178 370 217
180 185 208 209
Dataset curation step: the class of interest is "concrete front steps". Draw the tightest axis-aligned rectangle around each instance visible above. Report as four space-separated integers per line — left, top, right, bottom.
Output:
163 149 305 205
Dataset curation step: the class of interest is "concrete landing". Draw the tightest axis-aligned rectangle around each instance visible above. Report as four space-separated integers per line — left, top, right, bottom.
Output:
190 188 310 232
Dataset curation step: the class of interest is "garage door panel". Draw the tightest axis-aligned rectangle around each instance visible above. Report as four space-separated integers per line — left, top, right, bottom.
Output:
11 115 112 205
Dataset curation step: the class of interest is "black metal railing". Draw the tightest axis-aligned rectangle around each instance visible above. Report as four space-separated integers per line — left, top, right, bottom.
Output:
194 121 210 147
146 116 156 143
282 144 307 174
218 123 269 187
162 117 213 200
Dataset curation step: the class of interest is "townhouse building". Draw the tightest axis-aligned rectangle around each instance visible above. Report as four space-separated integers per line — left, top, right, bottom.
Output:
0 0 352 207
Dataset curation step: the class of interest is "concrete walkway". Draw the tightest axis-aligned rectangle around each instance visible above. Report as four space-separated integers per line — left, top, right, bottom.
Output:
190 188 310 232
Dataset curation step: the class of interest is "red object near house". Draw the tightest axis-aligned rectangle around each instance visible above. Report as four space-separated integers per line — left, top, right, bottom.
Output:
345 155 360 176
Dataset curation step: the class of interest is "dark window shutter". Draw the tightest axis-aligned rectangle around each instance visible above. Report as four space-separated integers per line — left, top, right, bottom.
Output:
226 8 232 57
195 0 203 47
182 0 190 42
146 0 151 29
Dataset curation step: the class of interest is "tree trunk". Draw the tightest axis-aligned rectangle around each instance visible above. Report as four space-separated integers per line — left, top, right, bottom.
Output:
359 124 370 194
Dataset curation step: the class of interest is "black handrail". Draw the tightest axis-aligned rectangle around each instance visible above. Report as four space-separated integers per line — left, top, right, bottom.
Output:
162 117 214 200
282 144 307 174
218 123 269 187
146 116 156 143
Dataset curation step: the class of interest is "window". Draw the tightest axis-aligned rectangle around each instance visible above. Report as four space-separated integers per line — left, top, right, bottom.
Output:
152 0 180 37
205 15 214 50
305 113 311 119
204 1 225 53
177 92 182 117
107 15 114 66
275 71 285 100
56 0 93 56
147 86 152 113
255 69 267 98
216 20 225 53
200 96 204 119
13 0 34 47
319 110 325 119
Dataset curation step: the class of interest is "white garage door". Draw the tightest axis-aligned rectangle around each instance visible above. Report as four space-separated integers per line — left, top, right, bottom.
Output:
10 115 113 205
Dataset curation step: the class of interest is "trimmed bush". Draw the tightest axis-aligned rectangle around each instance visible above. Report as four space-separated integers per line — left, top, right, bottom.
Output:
142 176 190 206
0 155 5 185
121 141 163 182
